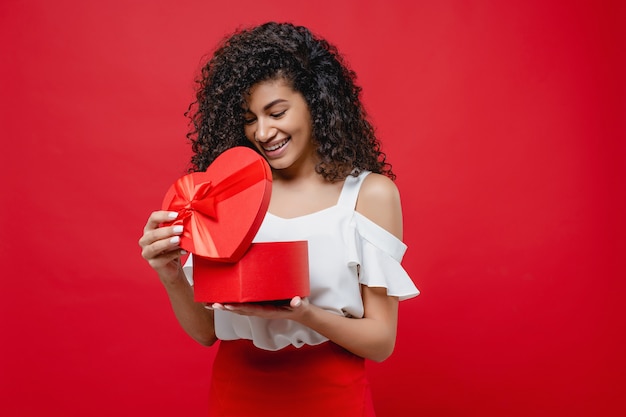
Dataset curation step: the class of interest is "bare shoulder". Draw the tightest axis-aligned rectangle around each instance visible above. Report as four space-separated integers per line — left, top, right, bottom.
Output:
355 173 403 240
357 173 400 206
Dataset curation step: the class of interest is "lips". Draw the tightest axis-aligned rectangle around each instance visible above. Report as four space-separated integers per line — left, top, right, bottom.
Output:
263 137 290 152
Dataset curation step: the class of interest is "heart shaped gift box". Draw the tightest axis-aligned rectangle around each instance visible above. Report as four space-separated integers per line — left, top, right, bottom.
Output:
162 146 310 304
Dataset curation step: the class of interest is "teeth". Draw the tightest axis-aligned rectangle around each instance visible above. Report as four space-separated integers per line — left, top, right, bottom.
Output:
264 139 288 152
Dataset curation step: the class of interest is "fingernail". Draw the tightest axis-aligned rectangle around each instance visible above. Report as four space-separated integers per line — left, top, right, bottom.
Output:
204 304 214 310
168 211 178 219
180 250 188 255
170 236 180 244
293 299 302 307
173 225 183 234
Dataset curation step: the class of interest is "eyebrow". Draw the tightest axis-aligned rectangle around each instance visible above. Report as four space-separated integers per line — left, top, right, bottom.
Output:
244 99 289 114
262 99 288 111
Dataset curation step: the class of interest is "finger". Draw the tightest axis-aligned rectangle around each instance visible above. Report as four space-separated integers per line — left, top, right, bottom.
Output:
142 224 184 247
146 248 186 269
139 218 184 249
141 233 183 261
143 210 179 234
290 296 303 308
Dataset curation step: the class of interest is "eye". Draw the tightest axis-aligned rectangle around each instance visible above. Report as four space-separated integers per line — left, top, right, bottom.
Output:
244 116 256 125
271 110 286 118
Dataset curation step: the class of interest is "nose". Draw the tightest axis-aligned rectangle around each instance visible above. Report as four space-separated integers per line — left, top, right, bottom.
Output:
254 118 277 143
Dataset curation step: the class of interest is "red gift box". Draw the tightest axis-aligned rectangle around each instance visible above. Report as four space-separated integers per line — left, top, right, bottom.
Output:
162 146 310 303
193 241 310 304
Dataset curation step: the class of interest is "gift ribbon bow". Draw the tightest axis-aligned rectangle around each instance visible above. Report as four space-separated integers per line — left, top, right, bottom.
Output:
167 159 268 259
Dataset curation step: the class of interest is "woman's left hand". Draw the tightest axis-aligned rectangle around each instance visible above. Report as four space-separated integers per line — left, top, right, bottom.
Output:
207 296 309 320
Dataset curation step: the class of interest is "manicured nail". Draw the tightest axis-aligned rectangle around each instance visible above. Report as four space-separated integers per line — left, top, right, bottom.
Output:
293 298 302 307
170 236 180 244
180 250 188 255
203 304 214 310
168 211 178 219
173 225 183 234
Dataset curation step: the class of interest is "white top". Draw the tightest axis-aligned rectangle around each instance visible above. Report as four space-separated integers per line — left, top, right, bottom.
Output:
183 171 419 351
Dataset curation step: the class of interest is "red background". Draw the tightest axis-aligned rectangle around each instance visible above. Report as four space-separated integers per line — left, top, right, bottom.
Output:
1 1 624 416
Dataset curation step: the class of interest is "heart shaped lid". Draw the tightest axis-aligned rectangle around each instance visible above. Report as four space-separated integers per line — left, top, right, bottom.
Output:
162 146 272 262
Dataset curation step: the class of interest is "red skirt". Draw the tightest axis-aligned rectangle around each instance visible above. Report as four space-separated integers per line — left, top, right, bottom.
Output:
209 339 376 417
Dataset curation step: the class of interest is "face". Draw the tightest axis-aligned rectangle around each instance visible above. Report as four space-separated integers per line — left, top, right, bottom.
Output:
243 78 316 174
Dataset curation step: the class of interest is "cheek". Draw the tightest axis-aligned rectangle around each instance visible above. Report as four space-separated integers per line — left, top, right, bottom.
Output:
297 121 313 142
289 119 310 138
297 111 313 139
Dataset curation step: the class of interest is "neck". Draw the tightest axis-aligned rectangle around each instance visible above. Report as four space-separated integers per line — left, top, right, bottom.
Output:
271 149 320 184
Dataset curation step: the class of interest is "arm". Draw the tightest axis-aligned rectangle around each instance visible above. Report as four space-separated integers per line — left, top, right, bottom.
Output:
139 211 217 347
298 174 401 361
217 174 403 362
291 286 398 362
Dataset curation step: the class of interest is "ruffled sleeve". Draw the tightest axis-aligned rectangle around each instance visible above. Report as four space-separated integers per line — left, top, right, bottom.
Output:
346 212 419 301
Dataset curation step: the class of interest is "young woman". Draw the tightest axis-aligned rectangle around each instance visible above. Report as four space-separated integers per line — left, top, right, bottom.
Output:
139 22 419 417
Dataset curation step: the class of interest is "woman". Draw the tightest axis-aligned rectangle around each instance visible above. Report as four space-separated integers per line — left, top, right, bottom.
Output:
139 22 418 416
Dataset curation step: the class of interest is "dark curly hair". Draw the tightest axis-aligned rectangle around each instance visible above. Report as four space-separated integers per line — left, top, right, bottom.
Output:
186 21 394 181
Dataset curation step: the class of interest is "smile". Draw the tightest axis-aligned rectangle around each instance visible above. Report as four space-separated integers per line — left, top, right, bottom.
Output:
263 138 290 152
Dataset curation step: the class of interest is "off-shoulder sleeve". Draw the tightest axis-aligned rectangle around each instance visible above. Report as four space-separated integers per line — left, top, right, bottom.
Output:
346 212 419 301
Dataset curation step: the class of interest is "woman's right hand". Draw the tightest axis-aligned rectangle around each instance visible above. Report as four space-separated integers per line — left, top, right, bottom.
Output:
139 211 217 346
138 210 186 284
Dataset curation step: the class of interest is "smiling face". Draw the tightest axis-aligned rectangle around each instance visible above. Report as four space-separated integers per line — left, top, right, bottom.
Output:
243 78 317 177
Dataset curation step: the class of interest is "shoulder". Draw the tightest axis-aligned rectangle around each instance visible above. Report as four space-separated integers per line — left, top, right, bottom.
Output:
358 173 400 202
355 173 403 240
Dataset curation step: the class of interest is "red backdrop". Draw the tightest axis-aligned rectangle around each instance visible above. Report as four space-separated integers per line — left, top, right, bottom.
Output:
1 1 624 416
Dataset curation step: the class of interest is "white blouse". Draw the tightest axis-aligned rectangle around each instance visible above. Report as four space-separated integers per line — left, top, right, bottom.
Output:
183 171 419 351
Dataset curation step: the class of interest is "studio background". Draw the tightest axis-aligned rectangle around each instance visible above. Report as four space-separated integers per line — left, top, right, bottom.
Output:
1 1 624 416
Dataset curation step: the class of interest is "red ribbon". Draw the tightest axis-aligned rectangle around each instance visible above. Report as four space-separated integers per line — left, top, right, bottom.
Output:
166 158 268 258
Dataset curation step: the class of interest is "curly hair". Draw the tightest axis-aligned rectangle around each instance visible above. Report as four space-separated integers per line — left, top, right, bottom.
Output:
186 21 394 181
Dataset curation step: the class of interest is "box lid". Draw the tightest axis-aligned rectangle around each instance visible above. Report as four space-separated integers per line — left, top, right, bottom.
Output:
162 146 272 262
